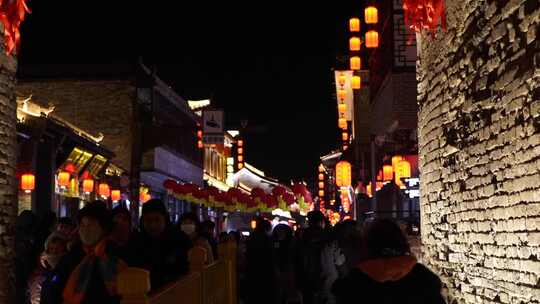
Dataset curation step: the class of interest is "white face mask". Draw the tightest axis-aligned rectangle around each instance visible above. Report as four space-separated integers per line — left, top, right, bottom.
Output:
181 224 196 235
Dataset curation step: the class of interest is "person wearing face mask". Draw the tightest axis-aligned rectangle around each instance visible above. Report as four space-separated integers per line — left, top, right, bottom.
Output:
40 201 126 304
130 199 190 290
28 232 68 304
178 212 214 264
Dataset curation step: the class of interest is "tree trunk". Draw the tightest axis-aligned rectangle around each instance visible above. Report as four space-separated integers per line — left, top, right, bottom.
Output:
0 48 19 303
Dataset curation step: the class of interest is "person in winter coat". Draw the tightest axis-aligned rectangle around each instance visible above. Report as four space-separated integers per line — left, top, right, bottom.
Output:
273 224 301 304
40 201 126 304
110 206 136 265
295 210 329 304
28 232 68 304
332 219 446 304
178 213 214 264
130 199 191 291
245 218 278 304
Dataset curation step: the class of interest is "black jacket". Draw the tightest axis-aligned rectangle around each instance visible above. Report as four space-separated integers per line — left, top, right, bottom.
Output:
332 256 446 304
40 243 121 304
129 228 191 291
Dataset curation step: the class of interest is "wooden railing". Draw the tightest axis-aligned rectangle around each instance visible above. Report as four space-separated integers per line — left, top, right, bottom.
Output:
118 241 238 304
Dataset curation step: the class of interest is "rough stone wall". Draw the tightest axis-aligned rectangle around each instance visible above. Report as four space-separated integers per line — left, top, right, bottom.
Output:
417 0 540 303
17 80 135 171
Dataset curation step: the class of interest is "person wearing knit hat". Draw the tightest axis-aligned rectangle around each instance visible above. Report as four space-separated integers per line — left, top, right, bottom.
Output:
130 199 190 290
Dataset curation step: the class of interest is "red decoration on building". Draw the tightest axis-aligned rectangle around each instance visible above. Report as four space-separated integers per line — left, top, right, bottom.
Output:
0 0 31 55
403 0 446 35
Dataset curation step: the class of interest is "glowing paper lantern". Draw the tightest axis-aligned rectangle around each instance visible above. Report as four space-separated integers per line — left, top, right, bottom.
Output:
342 132 348 141
319 182 324 189
349 37 361 51
335 161 352 187
366 30 379 48
111 190 121 202
319 190 325 197
338 74 346 86
82 178 94 194
365 6 378 24
395 160 411 187
21 173 35 193
238 155 243 162
338 103 347 115
352 76 361 89
319 165 324 173
98 183 110 198
349 17 360 32
383 165 393 181
350 56 361 70
338 118 347 130
58 171 70 188
319 173 324 181
237 140 243 147
338 89 347 101
392 156 403 171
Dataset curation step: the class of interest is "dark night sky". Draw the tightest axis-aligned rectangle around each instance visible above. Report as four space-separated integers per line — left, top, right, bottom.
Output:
18 0 363 183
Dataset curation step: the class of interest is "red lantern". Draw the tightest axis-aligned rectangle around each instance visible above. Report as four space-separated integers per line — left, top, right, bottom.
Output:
318 182 324 189
318 165 324 173
318 173 324 181
366 30 379 48
338 74 346 86
342 132 348 141
349 17 360 32
338 118 347 130
349 37 361 51
198 140 203 149
352 76 361 89
335 161 352 187
338 89 347 101
237 140 243 147
338 103 347 116
365 6 378 24
319 190 325 197
111 190 121 202
64 163 76 174
395 160 412 187
350 56 361 70
82 178 94 194
98 183 110 198
21 173 35 193
58 171 70 189
383 165 393 181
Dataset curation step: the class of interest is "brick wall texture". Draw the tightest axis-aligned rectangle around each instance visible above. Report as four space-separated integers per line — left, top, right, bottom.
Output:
17 80 135 171
417 0 540 303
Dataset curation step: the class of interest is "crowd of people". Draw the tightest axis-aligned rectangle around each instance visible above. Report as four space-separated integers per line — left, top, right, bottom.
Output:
15 199 223 304
240 211 446 304
15 200 446 304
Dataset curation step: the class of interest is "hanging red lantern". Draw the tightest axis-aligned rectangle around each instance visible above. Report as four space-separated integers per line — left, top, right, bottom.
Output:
111 190 121 202
319 190 325 197
338 118 347 130
318 165 324 173
350 56 361 70
237 140 243 147
198 140 203 149
365 6 378 24
0 0 31 55
349 17 360 32
403 0 447 35
21 173 35 193
318 173 324 181
383 165 393 181
335 161 352 187
349 37 361 51
352 75 361 89
318 182 324 189
338 74 346 86
58 171 70 189
338 103 347 115
82 178 94 194
392 155 403 171
98 183 110 198
395 160 412 187
338 89 347 101
366 30 379 48
342 132 348 141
